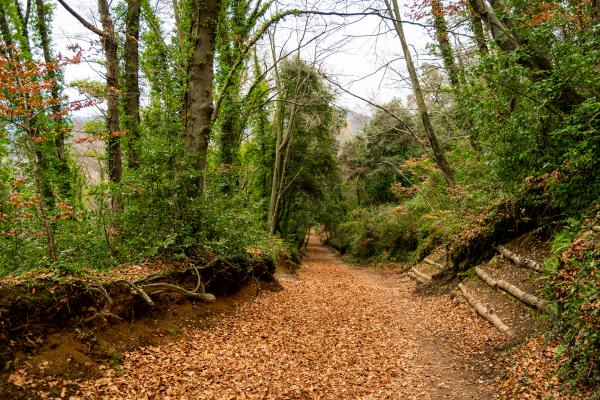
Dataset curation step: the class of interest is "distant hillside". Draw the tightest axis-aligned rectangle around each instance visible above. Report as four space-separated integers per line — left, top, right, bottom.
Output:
70 119 105 185
338 110 369 143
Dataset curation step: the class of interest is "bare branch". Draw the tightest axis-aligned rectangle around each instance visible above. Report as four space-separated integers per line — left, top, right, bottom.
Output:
56 0 104 36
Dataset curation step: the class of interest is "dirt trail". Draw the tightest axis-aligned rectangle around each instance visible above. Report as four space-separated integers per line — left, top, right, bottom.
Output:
62 237 505 399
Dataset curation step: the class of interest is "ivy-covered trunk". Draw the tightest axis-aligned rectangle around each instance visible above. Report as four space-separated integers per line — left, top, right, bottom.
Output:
124 0 141 170
431 0 459 89
468 3 488 55
99 0 123 210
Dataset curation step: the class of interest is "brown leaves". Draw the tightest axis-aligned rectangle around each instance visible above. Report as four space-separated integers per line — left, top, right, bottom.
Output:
10 241 522 398
7 369 26 388
495 336 593 400
50 243 496 398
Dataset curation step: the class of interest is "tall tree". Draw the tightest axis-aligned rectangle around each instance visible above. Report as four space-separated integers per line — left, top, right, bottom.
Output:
34 0 72 196
124 0 141 169
57 0 123 210
468 2 488 55
182 0 220 192
431 0 459 88
385 0 455 186
593 0 600 26
1 0 59 205
215 0 271 169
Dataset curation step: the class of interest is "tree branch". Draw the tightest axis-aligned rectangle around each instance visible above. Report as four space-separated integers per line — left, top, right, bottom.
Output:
56 0 104 36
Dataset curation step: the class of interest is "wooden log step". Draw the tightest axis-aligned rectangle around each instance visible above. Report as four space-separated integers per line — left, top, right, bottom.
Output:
497 245 542 272
408 267 430 283
458 283 514 337
423 257 444 269
474 267 550 313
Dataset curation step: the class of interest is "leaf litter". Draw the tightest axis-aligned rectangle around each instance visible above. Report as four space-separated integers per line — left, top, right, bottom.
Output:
18 240 516 399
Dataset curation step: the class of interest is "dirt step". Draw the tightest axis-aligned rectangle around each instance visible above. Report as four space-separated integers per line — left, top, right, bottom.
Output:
501 233 550 267
426 246 448 266
458 283 513 337
497 245 543 272
408 267 430 283
407 260 443 284
484 256 547 297
460 277 545 338
423 257 444 269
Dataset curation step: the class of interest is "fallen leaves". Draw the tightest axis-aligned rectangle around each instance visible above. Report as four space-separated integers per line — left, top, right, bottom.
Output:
496 336 594 400
9 239 535 399
59 242 501 398
7 369 26 388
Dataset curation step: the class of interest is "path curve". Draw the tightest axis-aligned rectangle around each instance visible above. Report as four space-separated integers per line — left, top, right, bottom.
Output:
73 237 504 399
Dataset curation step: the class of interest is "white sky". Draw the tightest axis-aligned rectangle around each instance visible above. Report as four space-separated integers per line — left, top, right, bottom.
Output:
51 0 442 118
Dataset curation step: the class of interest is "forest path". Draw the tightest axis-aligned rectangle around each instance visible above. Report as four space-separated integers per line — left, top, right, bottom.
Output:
73 236 505 399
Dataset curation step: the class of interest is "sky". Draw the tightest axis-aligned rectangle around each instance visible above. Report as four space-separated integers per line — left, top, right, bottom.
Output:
51 0 441 118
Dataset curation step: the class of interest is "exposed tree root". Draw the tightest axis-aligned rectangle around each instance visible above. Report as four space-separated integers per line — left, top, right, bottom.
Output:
116 280 155 306
142 283 216 303
81 309 122 324
458 283 514 337
497 246 542 272
113 259 220 305
474 267 550 313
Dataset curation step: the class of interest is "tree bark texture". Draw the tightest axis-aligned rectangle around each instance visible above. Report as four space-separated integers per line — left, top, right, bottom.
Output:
468 3 488 55
98 0 123 210
124 0 141 169
183 0 220 191
497 246 542 272
0 2 14 55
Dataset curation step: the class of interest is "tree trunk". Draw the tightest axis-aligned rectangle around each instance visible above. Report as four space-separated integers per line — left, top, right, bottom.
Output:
26 128 58 264
98 0 123 210
12 0 32 56
35 0 72 197
124 0 141 169
593 0 600 26
269 102 298 236
468 0 552 71
57 0 123 209
386 0 455 186
431 0 459 89
468 0 519 52
183 0 220 192
469 0 582 109
3 0 56 205
468 3 488 55
0 3 14 55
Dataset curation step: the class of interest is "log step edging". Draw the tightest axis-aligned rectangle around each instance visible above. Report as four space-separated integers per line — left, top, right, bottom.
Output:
408 267 431 283
423 257 444 269
474 267 550 313
458 283 514 337
497 245 542 272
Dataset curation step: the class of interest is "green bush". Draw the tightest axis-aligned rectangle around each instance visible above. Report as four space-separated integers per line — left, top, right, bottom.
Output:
548 211 600 385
